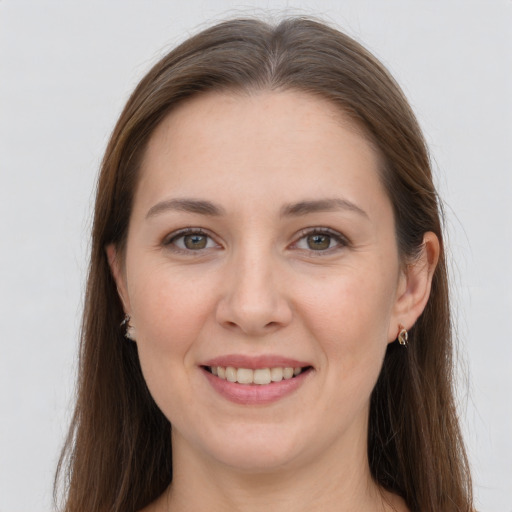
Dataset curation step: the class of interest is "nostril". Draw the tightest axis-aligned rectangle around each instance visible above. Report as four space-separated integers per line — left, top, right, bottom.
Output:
215 290 293 335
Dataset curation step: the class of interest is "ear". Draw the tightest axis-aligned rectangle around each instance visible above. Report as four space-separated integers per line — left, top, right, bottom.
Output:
388 232 440 342
106 243 131 315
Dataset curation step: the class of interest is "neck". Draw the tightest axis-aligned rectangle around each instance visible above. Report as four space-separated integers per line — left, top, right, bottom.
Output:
162 428 404 512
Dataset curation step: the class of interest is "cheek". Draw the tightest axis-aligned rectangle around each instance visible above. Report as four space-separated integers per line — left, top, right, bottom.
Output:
297 266 396 378
128 264 217 364
126 265 220 419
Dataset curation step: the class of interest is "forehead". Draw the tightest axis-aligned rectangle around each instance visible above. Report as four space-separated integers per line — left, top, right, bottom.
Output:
135 90 388 216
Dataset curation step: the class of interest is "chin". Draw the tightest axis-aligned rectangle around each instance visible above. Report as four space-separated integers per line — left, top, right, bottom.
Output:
187 421 309 473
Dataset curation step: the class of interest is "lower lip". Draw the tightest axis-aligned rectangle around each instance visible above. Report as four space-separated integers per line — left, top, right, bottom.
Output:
202 368 311 405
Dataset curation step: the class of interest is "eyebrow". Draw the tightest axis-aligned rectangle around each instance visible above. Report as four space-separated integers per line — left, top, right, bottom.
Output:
146 198 226 219
280 198 369 219
145 197 368 220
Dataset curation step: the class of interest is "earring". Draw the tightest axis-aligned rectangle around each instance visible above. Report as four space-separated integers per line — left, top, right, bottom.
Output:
397 324 408 347
120 314 136 341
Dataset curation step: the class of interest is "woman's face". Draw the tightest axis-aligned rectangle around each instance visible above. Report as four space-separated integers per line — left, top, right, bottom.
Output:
111 90 411 472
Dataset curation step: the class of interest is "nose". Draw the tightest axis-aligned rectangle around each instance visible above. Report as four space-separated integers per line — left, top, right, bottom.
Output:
215 248 293 336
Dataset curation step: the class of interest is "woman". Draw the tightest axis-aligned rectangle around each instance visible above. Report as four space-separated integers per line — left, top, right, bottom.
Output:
55 17 473 512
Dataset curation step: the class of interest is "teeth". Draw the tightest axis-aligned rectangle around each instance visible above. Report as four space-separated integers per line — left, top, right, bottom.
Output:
225 366 237 382
237 368 254 384
283 367 294 379
253 368 271 385
209 365 306 385
270 367 283 382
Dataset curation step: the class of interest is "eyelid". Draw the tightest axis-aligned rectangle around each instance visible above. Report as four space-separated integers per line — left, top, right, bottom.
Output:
163 227 221 252
162 226 349 254
291 227 351 252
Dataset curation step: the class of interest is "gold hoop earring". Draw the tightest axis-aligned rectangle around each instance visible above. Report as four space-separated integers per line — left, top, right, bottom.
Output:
397 324 408 347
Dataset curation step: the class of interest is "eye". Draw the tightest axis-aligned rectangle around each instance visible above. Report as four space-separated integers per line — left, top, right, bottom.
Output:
293 228 348 252
165 229 218 252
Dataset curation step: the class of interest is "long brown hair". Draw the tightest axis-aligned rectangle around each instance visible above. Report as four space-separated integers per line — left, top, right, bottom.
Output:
55 17 473 512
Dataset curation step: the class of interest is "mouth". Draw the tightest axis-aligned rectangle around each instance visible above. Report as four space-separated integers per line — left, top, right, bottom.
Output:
202 365 313 385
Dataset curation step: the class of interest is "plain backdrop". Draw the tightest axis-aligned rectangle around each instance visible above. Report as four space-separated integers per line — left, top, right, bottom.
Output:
1 1 511 511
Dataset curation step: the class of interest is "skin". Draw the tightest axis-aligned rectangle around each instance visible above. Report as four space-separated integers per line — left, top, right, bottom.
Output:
108 90 439 512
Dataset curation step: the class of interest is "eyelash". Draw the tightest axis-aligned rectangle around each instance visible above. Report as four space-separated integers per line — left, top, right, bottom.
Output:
163 227 350 255
163 228 219 254
292 227 350 254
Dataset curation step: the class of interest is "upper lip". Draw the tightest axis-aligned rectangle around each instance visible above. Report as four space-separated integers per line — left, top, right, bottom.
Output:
202 354 312 369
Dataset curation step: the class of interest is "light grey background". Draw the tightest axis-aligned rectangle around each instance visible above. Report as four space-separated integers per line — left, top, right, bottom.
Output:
1 1 511 511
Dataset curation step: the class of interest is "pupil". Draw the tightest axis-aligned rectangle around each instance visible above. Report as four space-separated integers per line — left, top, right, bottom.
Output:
184 234 207 250
307 234 330 250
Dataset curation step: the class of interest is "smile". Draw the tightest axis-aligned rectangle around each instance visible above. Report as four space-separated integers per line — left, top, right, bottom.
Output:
206 366 309 385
